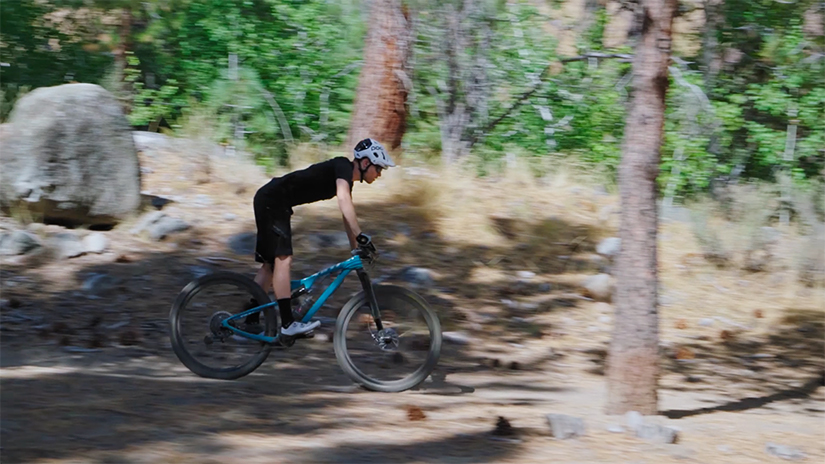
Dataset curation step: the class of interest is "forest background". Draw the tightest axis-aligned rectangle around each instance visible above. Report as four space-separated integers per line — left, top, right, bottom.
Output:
2 0 823 203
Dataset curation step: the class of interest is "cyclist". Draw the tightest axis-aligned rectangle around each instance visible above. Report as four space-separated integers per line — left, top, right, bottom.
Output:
245 138 395 336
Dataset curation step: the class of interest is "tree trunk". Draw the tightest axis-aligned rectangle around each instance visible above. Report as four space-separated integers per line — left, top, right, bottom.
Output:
606 0 677 416
113 7 133 110
347 0 414 150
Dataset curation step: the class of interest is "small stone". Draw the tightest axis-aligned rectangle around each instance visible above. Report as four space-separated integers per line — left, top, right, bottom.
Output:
636 423 679 444
516 270 536 280
50 232 85 259
442 331 471 345
596 237 621 258
538 283 552 292
625 411 644 431
398 266 435 287
599 316 612 324
223 213 237 221
546 414 586 439
193 194 213 206
82 232 109 254
189 266 211 279
765 443 806 460
686 375 703 383
717 445 733 454
699 318 714 327
0 230 43 256
580 274 613 302
607 425 624 433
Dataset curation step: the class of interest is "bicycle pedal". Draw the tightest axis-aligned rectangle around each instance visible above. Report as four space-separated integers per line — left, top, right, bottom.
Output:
297 330 315 339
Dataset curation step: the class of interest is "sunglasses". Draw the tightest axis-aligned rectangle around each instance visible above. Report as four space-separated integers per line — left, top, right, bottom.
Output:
374 165 383 174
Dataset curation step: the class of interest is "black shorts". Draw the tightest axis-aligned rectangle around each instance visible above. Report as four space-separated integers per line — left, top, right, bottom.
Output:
253 191 293 265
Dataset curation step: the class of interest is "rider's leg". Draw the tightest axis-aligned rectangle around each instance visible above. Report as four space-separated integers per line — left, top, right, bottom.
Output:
272 254 293 328
254 262 274 293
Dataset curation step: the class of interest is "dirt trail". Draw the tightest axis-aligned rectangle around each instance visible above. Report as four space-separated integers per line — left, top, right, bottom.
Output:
2 148 823 463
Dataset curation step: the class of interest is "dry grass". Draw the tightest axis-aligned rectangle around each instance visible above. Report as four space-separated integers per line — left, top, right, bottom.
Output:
2 142 823 464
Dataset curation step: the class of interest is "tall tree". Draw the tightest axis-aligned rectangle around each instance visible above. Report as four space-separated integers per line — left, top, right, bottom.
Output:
347 0 414 150
606 0 677 415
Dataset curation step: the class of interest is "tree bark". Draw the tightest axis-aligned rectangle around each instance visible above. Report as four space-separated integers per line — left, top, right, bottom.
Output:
113 7 133 111
606 0 677 416
347 0 414 150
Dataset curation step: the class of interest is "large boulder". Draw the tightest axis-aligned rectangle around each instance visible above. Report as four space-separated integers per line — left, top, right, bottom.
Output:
0 83 141 227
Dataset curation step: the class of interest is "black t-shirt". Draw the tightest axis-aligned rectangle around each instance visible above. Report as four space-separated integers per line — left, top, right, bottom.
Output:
257 156 353 208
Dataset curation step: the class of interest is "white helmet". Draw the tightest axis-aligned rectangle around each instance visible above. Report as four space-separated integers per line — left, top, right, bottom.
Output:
353 138 395 168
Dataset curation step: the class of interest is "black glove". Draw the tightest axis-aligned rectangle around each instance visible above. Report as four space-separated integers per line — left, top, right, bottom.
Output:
355 233 377 258
356 233 371 246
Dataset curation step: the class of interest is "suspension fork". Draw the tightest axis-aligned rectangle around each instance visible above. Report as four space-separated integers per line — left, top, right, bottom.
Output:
356 269 384 331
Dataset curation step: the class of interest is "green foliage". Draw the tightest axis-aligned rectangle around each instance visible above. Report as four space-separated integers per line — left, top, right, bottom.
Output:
1 0 822 197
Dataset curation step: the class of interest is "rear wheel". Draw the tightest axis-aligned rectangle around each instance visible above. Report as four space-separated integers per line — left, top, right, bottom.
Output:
334 285 441 392
169 272 272 380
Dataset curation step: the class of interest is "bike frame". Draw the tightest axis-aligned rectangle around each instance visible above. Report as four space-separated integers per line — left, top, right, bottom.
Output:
220 254 381 344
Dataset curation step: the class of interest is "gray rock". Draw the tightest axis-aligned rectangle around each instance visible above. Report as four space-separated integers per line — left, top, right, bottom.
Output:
81 273 118 295
0 230 42 256
132 130 175 153
516 270 536 280
607 425 625 433
546 414 586 439
50 232 85 259
626 412 679 444
596 237 621 258
227 231 256 255
625 411 644 431
636 423 679 444
223 213 237 221
581 274 613 302
765 443 806 460
538 282 552 293
130 211 165 235
0 84 141 226
82 232 109 254
147 216 190 241
398 266 435 287
699 318 714 327
193 194 212 207
131 211 190 241
442 331 472 345
189 266 211 279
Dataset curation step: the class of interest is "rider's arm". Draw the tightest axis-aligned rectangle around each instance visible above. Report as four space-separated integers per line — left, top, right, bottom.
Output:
336 178 361 249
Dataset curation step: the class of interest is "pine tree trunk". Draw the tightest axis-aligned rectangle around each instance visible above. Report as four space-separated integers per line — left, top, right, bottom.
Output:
347 0 413 150
113 7 133 111
605 0 677 416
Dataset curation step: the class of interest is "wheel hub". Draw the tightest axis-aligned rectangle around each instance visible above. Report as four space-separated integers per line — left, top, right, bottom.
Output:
208 311 234 340
376 327 399 351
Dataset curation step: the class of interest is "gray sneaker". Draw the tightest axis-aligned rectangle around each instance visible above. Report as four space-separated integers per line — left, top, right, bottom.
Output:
281 320 321 336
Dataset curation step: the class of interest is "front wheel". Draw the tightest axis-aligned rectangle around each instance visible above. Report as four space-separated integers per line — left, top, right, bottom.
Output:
334 285 441 392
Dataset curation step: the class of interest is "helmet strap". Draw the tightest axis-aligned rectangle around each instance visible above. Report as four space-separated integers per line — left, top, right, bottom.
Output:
358 159 371 183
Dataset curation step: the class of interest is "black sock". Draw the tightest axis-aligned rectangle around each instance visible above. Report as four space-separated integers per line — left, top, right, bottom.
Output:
278 298 293 328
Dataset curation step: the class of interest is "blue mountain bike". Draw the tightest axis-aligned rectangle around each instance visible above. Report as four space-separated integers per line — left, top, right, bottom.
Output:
169 244 442 392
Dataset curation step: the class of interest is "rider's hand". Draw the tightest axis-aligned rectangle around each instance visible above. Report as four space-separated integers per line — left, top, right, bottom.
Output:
355 233 377 259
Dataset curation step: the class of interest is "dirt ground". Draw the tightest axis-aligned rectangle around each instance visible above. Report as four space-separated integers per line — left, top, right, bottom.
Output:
1 145 823 463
